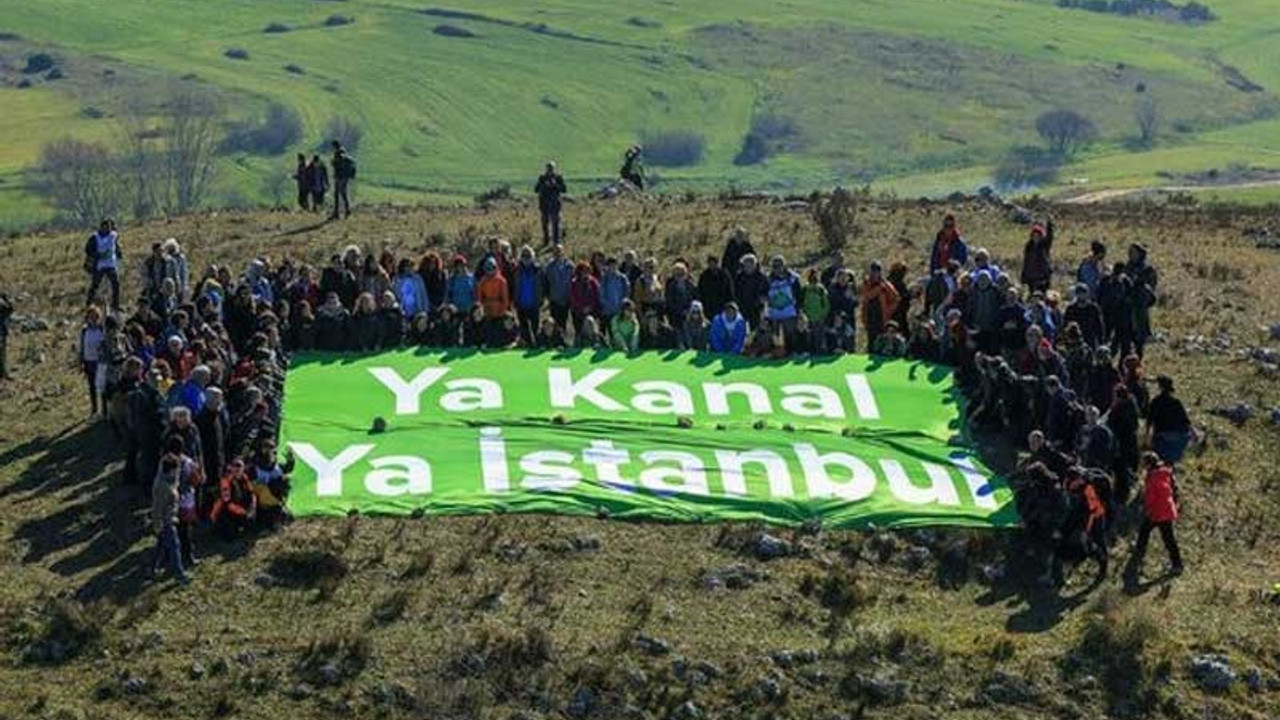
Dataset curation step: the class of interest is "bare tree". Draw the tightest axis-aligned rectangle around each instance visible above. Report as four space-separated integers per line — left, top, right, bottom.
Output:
1035 109 1098 158
117 95 167 219
34 138 122 225
323 115 363 154
164 85 222 211
1135 96 1159 146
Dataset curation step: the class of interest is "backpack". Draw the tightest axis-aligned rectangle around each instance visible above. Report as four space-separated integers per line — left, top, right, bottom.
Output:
338 155 357 180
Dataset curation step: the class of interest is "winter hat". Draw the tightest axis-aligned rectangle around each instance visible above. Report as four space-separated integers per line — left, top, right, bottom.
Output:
689 300 704 314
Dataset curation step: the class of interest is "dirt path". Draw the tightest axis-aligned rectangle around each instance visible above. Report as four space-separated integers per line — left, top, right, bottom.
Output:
1063 179 1280 204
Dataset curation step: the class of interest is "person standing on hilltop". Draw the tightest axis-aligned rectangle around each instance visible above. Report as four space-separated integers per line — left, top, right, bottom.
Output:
330 141 356 220
535 162 567 245
620 144 645 190
292 153 310 211
309 154 329 212
85 219 123 310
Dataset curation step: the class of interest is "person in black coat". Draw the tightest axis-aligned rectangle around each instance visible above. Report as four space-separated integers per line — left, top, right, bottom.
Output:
721 227 756 276
196 387 229 492
1063 284 1106 349
349 293 381 352
534 162 567 245
732 255 769 329
377 292 403 349
309 154 329 212
314 293 349 351
292 154 310 210
129 366 168 488
320 255 359 308
697 255 735 317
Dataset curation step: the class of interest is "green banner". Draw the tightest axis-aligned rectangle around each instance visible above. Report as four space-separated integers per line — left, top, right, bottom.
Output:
280 349 1018 529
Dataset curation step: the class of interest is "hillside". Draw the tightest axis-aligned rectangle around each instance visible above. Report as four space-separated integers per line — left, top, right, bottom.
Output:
0 197 1278 719
2 0 1280 230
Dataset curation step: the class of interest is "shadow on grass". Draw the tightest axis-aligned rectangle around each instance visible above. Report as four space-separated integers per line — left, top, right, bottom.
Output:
974 537 1104 633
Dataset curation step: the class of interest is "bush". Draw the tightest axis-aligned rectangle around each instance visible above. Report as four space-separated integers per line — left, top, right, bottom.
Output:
22 52 55 74
734 113 797 166
1035 108 1098 157
640 130 705 167
322 115 363 153
810 186 864 253
224 47 250 61
45 68 64 81
433 24 475 37
263 22 291 34
993 145 1062 190
324 14 354 27
0 31 23 42
474 184 512 205
283 64 305 75
221 102 303 156
626 16 662 28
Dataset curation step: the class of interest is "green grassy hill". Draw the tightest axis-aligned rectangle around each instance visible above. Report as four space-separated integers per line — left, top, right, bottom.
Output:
2 0 1280 228
0 197 1278 719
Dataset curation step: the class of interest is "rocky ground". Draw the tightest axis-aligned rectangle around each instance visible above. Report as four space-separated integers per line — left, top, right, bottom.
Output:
0 195 1277 719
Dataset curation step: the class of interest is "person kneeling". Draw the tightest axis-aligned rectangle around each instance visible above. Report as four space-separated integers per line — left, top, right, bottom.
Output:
211 459 258 541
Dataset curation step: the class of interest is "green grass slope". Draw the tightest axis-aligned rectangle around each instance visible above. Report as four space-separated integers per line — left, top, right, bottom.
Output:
0 0 1279 226
0 197 1278 718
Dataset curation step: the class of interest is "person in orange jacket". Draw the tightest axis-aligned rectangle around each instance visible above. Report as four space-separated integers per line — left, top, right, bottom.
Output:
1126 452 1184 581
476 258 512 347
859 261 900 348
211 458 257 540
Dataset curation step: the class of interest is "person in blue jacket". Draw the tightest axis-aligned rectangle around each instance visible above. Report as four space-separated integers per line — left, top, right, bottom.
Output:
709 301 748 354
512 246 544 345
599 256 631 342
446 254 477 315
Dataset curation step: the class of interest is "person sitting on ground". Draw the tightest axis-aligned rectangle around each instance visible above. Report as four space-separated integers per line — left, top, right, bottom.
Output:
827 311 856 354
680 300 710 352
871 320 907 358
709 301 747 355
575 315 605 349
314 292 349 352
349 292 380 352
639 310 678 351
252 440 293 530
407 312 432 346
430 304 463 347
377 291 404 349
611 299 640 353
906 319 941 362
535 316 566 350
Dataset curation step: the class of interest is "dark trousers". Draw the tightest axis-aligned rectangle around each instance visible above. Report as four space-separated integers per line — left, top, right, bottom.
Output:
0 333 7 378
152 524 187 579
540 206 561 245
312 191 326 211
549 303 569 332
178 520 195 567
516 307 539 346
297 186 310 210
571 311 592 341
333 179 351 218
82 362 99 413
1133 519 1182 570
87 268 120 309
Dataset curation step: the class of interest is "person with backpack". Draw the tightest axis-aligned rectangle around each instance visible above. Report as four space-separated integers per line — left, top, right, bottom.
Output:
1127 452 1184 580
330 141 356 220
309 154 329 212
85 219 123 310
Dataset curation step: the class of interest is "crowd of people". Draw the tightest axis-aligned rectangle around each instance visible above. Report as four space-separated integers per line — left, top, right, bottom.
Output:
56 200 1197 586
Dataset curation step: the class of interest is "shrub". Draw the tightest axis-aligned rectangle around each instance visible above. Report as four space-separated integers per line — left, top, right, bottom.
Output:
626 16 662 28
0 31 24 41
809 186 863 253
45 68 64 81
1035 108 1098 157
224 47 250 60
993 145 1062 190
221 102 303 156
22 52 55 74
734 113 797 166
283 64 305 75
433 24 475 38
324 14 354 27
321 115 363 153
474 184 512 205
263 22 291 34
80 106 106 119
640 130 706 167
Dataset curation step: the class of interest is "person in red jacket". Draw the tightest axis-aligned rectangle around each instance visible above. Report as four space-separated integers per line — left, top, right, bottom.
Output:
1127 452 1184 580
211 458 258 540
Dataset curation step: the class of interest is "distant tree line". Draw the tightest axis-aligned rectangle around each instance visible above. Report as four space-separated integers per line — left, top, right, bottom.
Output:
1055 0 1216 23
